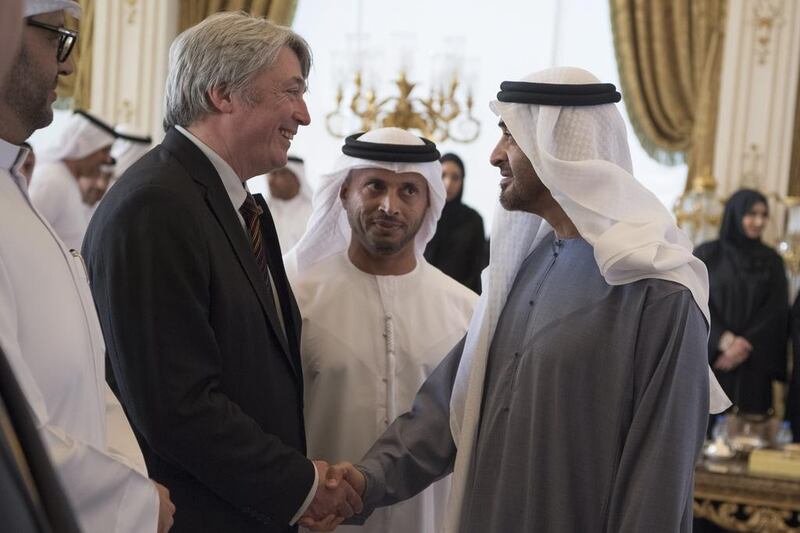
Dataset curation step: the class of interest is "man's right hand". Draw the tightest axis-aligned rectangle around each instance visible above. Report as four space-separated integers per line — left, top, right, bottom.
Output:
299 461 365 531
154 481 175 533
323 462 365 497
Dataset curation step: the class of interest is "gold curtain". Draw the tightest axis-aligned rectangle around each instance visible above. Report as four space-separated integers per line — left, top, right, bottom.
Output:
55 0 92 109
178 0 298 33
610 0 727 182
789 64 800 196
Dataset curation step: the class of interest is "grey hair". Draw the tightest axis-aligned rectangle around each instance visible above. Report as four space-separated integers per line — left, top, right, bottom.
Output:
163 11 312 130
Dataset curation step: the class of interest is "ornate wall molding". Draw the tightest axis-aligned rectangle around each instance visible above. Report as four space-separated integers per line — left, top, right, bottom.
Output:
90 0 178 142
125 0 138 25
740 143 765 188
753 0 785 64
713 0 800 201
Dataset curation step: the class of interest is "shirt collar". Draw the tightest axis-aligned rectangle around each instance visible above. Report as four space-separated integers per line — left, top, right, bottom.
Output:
0 137 26 170
174 125 248 211
1 137 31 192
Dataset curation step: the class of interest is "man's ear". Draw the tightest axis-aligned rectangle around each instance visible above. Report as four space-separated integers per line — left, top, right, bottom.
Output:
206 85 234 114
339 175 351 202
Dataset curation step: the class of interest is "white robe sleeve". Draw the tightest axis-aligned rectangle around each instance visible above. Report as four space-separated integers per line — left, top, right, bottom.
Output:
104 383 148 476
39 426 159 533
0 252 159 533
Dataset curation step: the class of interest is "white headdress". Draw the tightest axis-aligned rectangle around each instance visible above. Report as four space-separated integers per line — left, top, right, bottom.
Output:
110 124 152 177
444 66 730 533
285 127 445 272
24 0 80 17
267 155 313 202
38 110 116 163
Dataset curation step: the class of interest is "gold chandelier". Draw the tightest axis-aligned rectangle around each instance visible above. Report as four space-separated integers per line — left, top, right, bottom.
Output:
325 68 480 143
673 173 723 245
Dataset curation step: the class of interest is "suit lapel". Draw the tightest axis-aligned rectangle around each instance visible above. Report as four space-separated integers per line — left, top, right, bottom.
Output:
160 129 296 373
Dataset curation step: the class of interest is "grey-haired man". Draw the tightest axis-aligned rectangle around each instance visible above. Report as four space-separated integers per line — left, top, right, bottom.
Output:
84 11 360 533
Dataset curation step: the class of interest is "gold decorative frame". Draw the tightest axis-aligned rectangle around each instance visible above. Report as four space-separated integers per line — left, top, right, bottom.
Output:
694 466 800 531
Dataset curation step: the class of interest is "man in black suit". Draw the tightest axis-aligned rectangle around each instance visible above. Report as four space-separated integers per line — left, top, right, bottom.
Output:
83 12 360 533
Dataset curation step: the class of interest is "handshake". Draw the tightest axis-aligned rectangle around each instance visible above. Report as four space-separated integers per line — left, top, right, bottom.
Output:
300 461 366 532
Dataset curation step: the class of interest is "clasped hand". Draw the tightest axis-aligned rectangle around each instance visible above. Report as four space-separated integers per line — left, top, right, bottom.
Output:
714 335 753 371
299 461 366 532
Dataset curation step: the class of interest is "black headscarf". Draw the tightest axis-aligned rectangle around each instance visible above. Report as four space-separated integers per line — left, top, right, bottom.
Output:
694 188 788 413
719 189 770 250
440 153 466 202
424 153 488 293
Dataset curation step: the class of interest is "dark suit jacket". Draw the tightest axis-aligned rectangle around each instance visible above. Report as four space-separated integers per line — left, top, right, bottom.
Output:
0 346 81 533
83 128 314 533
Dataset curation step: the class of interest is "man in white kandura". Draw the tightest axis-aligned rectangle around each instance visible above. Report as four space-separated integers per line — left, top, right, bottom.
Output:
262 155 313 253
286 127 477 533
0 1 174 531
29 108 116 250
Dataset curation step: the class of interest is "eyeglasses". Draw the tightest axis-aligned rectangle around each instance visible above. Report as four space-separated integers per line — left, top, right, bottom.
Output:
26 19 79 63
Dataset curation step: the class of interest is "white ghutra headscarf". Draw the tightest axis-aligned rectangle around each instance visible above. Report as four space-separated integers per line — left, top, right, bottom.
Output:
37 110 116 163
24 0 81 17
284 127 445 273
444 66 730 533
266 156 313 203
110 124 152 178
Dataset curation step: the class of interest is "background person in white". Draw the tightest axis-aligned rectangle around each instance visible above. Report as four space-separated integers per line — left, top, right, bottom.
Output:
0 1 174 531
261 155 313 253
109 123 152 186
287 128 477 533
29 109 116 250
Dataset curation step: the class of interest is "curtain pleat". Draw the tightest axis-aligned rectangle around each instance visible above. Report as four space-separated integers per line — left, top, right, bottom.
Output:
610 0 727 185
55 0 93 109
178 0 298 32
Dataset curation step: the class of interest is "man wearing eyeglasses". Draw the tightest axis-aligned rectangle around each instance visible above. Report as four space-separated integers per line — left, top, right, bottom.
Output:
0 1 174 532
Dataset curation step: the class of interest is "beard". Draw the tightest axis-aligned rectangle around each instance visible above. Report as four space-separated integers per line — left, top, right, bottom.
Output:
499 173 551 214
347 209 422 257
499 180 527 211
1 44 55 136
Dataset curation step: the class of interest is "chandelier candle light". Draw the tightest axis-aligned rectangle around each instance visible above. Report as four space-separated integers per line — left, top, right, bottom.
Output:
325 37 480 143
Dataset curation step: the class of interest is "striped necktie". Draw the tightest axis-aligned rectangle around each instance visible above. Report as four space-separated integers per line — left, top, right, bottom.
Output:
239 192 272 286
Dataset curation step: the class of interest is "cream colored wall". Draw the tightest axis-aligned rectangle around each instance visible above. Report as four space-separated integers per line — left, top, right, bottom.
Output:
89 0 178 142
714 0 800 200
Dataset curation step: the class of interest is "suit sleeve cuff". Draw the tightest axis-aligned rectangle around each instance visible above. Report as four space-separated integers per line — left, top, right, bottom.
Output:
290 461 319 525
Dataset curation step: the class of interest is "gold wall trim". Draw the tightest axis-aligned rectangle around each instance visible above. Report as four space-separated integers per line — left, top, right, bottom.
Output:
753 0 786 65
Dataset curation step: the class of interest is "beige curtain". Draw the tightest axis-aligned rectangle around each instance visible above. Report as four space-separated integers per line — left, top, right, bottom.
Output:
178 0 298 33
610 0 727 183
55 0 92 109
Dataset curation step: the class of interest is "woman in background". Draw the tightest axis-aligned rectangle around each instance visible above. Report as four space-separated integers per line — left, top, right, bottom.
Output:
694 189 788 415
424 153 488 293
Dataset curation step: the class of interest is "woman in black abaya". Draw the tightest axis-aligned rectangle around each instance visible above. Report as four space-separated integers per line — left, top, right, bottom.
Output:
694 189 788 414
424 153 488 293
